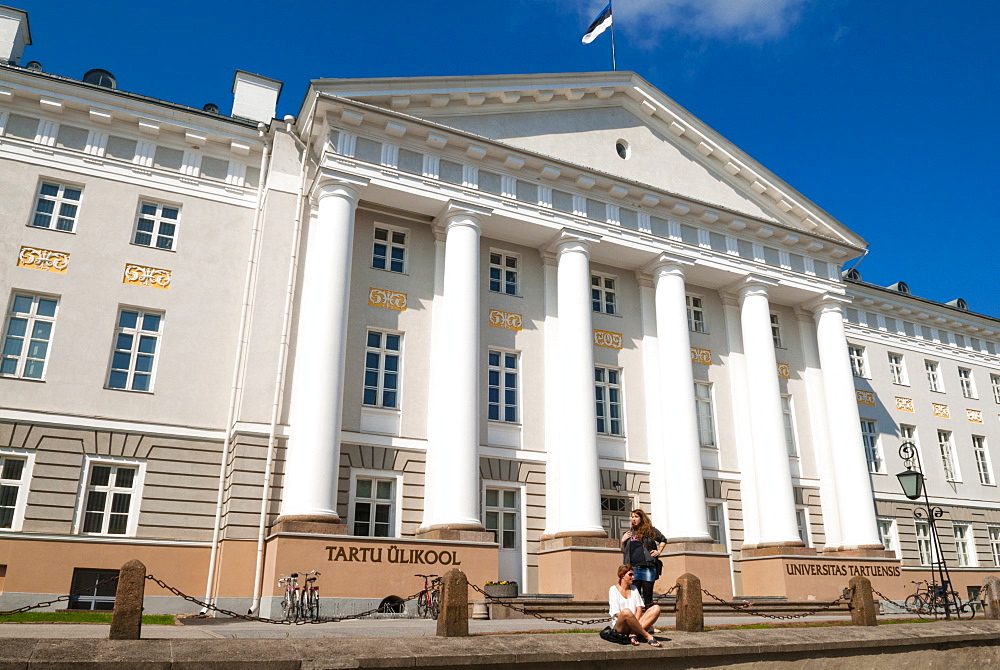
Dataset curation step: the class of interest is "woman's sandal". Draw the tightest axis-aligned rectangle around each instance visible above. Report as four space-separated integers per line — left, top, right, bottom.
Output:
647 637 662 647
628 634 641 646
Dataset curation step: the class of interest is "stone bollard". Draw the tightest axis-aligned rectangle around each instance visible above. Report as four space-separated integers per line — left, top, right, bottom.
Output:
675 573 704 632
848 576 877 626
436 568 469 637
109 559 146 640
982 576 1000 620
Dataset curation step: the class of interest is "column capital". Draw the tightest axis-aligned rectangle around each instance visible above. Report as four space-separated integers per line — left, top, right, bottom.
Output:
546 228 601 257
728 274 777 302
310 168 369 203
642 251 694 279
437 200 492 231
806 292 851 317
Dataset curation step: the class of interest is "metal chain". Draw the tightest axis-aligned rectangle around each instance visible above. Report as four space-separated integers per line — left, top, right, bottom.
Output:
145 574 435 625
700 587 850 621
469 582 678 626
0 574 121 617
871 587 923 616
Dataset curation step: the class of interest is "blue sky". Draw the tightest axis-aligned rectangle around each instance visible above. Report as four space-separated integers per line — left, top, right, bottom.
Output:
13 1 999 316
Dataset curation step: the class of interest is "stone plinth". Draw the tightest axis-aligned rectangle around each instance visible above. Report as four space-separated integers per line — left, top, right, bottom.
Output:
270 516 348 536
849 575 877 626
537 536 619 600
739 546 904 601
675 572 704 632
658 542 732 600
109 560 145 640
436 569 469 637
415 528 496 543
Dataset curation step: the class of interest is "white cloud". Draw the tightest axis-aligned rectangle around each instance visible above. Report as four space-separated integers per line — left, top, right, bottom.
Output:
580 0 812 43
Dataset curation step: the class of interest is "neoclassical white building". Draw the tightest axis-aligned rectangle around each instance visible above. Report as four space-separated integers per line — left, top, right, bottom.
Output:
1 6 997 613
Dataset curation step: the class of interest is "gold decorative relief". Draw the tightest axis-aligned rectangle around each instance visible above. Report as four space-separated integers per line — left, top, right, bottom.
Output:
123 264 171 289
17 246 69 273
856 390 876 406
967 409 983 424
488 309 522 331
691 347 712 365
895 397 914 412
932 403 950 419
776 363 790 379
368 287 407 311
594 329 623 349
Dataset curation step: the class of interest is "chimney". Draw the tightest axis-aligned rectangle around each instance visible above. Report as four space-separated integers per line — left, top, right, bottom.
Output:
0 5 31 66
231 70 282 124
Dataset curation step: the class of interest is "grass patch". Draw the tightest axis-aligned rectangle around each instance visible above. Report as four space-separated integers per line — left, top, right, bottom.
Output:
0 612 175 625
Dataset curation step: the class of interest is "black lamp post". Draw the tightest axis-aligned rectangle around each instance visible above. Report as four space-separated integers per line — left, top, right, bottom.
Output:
896 441 954 619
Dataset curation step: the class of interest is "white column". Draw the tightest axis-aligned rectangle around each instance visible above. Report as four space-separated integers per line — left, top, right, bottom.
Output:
652 261 712 542
280 178 362 521
541 253 562 537
421 204 487 532
738 281 801 546
638 278 667 528
812 298 882 549
551 234 605 536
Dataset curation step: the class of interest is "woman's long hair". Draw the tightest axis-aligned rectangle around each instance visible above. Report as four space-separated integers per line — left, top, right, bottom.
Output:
630 508 654 541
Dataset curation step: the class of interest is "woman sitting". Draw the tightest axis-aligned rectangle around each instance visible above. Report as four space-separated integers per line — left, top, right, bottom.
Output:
608 564 662 646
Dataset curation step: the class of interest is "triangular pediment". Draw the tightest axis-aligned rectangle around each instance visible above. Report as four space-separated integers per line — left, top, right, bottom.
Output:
310 72 865 248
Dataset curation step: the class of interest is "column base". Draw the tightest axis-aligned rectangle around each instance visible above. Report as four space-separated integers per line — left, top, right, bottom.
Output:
738 545 904 600
271 515 348 535
658 542 732 600
415 524 494 543
822 546 894 558
538 535 619 600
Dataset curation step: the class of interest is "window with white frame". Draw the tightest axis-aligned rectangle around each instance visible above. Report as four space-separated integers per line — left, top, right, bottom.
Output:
79 461 141 535
686 295 706 333
781 395 798 457
991 374 1000 404
848 345 867 377
372 225 406 273
488 350 518 423
0 452 31 530
30 181 82 232
363 330 400 409
795 507 810 547
591 274 617 315
877 517 897 556
926 360 942 392
489 252 518 296
958 368 976 399
594 366 623 436
707 502 726 546
915 521 933 566
132 201 179 250
860 419 882 473
694 382 715 448
770 313 783 348
900 424 921 472
972 435 994 486
953 523 977 567
484 488 518 549
107 309 162 392
938 430 960 482
2 294 58 380
888 352 907 385
989 526 1000 566
352 475 394 537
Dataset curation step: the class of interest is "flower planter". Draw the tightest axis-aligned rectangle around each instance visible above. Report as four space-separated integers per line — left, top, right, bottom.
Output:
484 583 518 598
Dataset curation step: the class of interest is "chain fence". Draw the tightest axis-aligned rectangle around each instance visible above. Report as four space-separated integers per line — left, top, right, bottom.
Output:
0 574 121 616
699 586 852 621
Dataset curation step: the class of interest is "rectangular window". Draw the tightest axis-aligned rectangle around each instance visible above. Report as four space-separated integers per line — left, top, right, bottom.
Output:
30 181 82 232
132 201 179 250
0 454 28 530
707 502 726 547
989 526 1000 566
594 367 623 436
591 274 617 315
2 294 58 380
484 488 518 550
958 368 976 399
770 313 783 348
888 353 907 385
781 395 798 457
954 523 976 567
926 360 942 392
487 350 518 423
372 225 406 273
795 507 810 547
107 309 162 392
860 420 882 473
68 568 119 611
694 382 715 448
363 330 400 409
916 521 932 566
352 476 394 537
80 462 139 535
686 295 706 333
900 424 921 472
938 430 959 482
489 252 518 296
991 374 1000 404
848 345 867 377
973 435 994 486
877 518 897 556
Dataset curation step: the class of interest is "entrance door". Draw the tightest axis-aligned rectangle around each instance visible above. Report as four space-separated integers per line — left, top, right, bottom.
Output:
601 495 631 540
484 487 521 585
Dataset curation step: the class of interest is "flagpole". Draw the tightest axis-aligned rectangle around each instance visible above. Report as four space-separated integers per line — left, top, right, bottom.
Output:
610 1 617 71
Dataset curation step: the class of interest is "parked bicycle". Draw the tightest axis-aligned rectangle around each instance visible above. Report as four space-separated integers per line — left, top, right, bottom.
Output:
904 580 975 619
415 573 441 619
278 570 322 621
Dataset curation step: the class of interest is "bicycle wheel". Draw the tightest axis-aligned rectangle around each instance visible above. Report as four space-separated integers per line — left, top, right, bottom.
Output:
308 589 320 620
954 599 976 620
904 594 927 618
417 596 429 618
430 593 440 620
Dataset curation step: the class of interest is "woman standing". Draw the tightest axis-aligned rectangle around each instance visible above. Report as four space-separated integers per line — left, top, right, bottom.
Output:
621 509 667 609
608 564 662 646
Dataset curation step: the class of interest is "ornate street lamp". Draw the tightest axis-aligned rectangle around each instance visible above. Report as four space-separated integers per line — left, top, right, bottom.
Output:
896 441 955 619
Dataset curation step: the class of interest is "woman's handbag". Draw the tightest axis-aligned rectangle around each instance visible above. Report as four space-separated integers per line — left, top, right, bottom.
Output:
600 626 632 644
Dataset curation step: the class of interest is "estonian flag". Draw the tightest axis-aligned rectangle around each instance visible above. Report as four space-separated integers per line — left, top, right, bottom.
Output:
582 3 613 44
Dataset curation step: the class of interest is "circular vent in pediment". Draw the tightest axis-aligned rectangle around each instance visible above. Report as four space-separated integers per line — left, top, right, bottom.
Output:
616 139 630 160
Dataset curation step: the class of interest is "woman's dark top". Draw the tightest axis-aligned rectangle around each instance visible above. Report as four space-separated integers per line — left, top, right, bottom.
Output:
622 527 666 567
